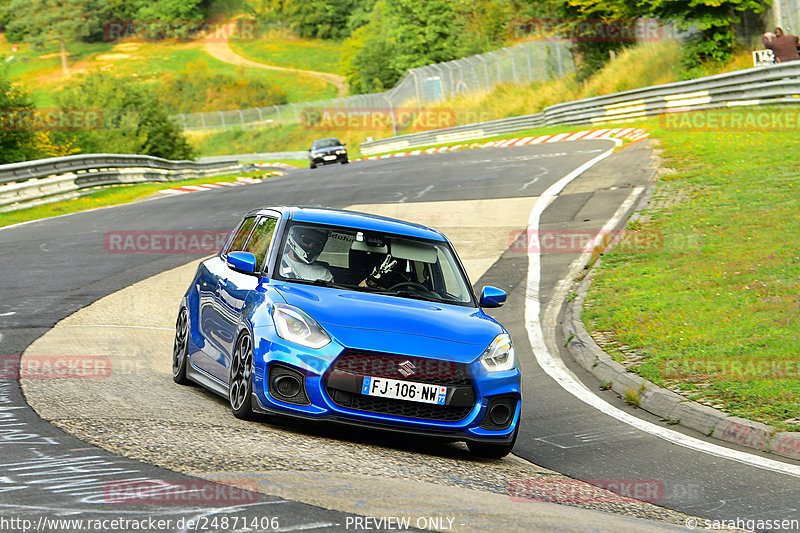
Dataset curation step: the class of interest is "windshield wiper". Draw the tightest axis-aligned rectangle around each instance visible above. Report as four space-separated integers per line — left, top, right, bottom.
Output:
385 289 443 303
289 278 351 290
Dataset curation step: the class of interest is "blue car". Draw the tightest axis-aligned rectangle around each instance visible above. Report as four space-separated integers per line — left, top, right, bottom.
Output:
173 206 521 458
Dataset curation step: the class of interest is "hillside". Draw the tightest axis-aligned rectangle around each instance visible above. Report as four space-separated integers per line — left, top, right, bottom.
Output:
190 40 756 158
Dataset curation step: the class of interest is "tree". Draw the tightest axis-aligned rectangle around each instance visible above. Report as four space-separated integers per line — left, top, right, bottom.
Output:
136 0 207 21
0 73 39 164
57 72 195 160
341 1 399 93
281 0 362 39
644 0 769 67
543 0 645 81
3 0 106 75
384 0 466 72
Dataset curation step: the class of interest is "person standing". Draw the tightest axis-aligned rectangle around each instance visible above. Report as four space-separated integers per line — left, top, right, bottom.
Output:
762 27 800 63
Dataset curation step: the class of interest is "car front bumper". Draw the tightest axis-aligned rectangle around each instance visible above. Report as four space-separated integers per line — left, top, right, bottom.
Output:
250 335 521 443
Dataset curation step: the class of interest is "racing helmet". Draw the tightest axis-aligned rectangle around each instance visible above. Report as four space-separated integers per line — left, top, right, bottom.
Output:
287 226 327 264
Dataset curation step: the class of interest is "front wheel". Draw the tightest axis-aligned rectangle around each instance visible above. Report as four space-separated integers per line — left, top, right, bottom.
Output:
229 333 255 419
466 426 518 459
340 159 349 165
172 308 191 385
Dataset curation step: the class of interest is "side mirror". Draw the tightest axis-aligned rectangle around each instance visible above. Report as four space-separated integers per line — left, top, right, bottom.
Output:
227 251 257 275
479 286 507 308
307 148 311 152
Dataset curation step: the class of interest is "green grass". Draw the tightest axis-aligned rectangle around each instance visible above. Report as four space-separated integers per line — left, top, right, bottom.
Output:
2 37 337 108
0 172 259 228
230 36 344 74
190 123 371 158
583 112 800 432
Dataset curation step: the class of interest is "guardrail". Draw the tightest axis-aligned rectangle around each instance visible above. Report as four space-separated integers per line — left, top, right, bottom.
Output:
197 151 307 163
0 154 242 212
360 61 800 155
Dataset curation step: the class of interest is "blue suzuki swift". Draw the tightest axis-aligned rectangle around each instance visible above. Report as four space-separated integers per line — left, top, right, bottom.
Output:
173 206 521 458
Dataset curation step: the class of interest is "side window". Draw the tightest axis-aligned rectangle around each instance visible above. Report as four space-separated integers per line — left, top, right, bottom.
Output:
244 217 278 272
226 217 257 254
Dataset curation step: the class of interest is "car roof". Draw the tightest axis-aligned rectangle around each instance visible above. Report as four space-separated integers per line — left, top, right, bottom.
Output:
247 206 447 242
312 138 340 144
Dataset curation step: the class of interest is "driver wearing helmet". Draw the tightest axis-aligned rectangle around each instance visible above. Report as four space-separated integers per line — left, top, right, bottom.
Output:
280 226 334 282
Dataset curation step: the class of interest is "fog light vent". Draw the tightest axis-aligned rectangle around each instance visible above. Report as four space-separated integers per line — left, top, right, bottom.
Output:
268 365 310 406
479 395 517 431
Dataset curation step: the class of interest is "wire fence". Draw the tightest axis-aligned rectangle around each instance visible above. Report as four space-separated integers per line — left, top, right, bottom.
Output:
172 40 574 132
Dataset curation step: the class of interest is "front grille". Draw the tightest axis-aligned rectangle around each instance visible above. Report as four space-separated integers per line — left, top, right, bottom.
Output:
329 349 472 386
350 395 473 421
324 349 475 422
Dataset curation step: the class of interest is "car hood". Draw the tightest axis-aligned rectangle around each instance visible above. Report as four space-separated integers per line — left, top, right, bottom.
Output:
273 283 503 362
312 146 343 154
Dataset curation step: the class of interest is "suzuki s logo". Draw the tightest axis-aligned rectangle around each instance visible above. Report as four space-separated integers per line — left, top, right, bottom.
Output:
398 360 415 377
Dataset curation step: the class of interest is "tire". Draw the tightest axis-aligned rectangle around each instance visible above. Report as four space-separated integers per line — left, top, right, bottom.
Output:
229 332 255 419
172 307 191 385
340 159 349 165
309 162 317 169
466 426 518 459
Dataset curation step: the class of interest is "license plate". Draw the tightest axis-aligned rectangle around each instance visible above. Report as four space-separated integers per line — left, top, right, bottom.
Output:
362 376 447 405
323 155 337 161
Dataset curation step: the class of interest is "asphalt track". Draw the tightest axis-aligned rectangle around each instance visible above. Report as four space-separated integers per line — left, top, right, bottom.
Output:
1 139 798 531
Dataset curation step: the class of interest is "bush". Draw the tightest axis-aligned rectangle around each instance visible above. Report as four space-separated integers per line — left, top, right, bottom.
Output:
156 60 287 113
56 72 194 160
0 74 39 164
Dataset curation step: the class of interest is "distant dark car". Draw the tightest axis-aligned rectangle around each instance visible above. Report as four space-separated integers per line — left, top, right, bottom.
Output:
308 138 348 169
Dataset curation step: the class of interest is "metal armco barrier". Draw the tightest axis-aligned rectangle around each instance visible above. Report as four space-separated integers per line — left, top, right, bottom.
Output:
360 61 800 155
0 154 242 212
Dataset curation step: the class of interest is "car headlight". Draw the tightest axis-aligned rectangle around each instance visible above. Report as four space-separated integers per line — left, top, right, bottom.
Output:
272 303 330 349
336 149 346 154
479 333 515 372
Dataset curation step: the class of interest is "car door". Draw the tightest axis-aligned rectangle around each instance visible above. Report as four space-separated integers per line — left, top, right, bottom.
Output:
196 216 257 378
216 215 279 383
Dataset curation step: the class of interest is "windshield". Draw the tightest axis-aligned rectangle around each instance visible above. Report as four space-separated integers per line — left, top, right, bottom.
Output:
312 139 341 149
276 223 475 306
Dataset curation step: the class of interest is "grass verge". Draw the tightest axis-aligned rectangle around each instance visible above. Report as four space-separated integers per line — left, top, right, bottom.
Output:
583 112 800 432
